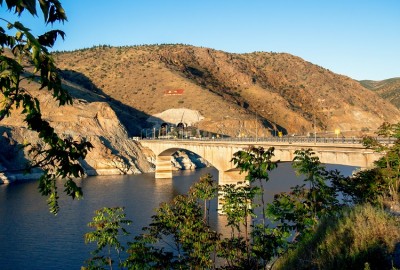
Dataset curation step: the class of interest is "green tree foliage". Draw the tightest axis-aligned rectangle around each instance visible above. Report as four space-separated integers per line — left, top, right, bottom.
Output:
267 149 341 242
218 183 258 267
189 173 218 223
125 193 219 269
328 122 400 207
0 0 93 214
85 170 286 269
83 144 400 269
231 146 278 223
218 181 288 269
222 146 288 268
83 207 132 270
362 122 400 201
332 168 389 205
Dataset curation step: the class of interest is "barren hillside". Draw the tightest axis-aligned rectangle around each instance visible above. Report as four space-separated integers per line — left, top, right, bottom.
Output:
53 44 400 137
360 78 400 109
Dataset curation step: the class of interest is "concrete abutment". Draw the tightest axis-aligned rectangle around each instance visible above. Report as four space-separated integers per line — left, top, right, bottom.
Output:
155 155 173 179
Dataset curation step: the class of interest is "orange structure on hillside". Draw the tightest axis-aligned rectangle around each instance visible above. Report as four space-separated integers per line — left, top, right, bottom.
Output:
164 89 184 95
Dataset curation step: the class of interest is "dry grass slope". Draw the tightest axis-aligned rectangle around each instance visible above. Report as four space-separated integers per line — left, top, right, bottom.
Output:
53 44 400 137
360 78 400 109
274 204 400 270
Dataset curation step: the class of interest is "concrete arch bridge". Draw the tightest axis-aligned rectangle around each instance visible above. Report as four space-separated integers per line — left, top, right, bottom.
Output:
140 139 382 185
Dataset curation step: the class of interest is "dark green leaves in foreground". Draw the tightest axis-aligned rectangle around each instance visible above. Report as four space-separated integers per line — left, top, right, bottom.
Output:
1 1 92 214
1 0 67 24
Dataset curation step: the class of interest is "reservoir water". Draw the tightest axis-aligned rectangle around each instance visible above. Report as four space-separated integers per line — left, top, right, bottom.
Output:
0 163 356 270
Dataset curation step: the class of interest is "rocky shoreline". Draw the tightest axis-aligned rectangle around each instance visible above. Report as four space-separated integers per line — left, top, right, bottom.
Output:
0 147 209 185
0 89 211 186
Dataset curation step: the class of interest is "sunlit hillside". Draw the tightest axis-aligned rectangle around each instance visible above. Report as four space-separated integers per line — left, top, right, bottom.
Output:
53 44 400 137
360 78 400 109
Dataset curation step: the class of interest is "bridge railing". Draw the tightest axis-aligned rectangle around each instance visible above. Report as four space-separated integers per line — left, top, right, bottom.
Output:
138 136 395 145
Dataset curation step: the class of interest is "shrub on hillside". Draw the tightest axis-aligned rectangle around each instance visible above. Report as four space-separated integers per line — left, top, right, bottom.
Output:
273 204 400 270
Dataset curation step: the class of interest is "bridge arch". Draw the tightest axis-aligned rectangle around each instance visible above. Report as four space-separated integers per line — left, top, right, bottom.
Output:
153 145 242 184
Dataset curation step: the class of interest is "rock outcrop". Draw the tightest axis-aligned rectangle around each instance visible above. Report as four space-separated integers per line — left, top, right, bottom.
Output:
172 150 210 170
0 80 153 183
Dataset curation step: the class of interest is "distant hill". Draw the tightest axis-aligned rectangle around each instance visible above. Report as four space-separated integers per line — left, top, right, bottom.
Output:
360 78 400 109
52 44 400 137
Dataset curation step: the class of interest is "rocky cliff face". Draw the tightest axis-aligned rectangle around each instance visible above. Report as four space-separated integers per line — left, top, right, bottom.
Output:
0 80 154 183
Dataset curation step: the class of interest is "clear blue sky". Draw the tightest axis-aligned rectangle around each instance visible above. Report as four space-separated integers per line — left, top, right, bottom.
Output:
2 0 399 80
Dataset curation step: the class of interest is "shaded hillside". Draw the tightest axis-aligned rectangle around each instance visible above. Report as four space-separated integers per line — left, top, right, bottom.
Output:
360 78 400 109
53 44 400 137
0 77 154 181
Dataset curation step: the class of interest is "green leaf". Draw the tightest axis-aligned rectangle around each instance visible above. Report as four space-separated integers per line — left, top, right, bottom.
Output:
1 0 92 217
22 0 37 16
38 30 65 47
38 0 49 21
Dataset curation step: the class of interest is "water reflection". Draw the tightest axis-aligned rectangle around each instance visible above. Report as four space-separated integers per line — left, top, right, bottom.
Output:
0 167 219 270
0 164 357 270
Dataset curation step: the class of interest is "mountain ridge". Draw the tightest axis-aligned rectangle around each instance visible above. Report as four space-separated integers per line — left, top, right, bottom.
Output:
1 44 399 182
53 44 400 137
360 77 400 109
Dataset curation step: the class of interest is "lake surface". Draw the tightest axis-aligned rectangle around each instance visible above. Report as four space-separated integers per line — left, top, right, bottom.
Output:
0 163 356 270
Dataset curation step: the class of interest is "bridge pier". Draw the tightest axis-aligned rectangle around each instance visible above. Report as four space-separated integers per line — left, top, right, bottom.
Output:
217 169 248 214
219 169 247 186
155 155 173 179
